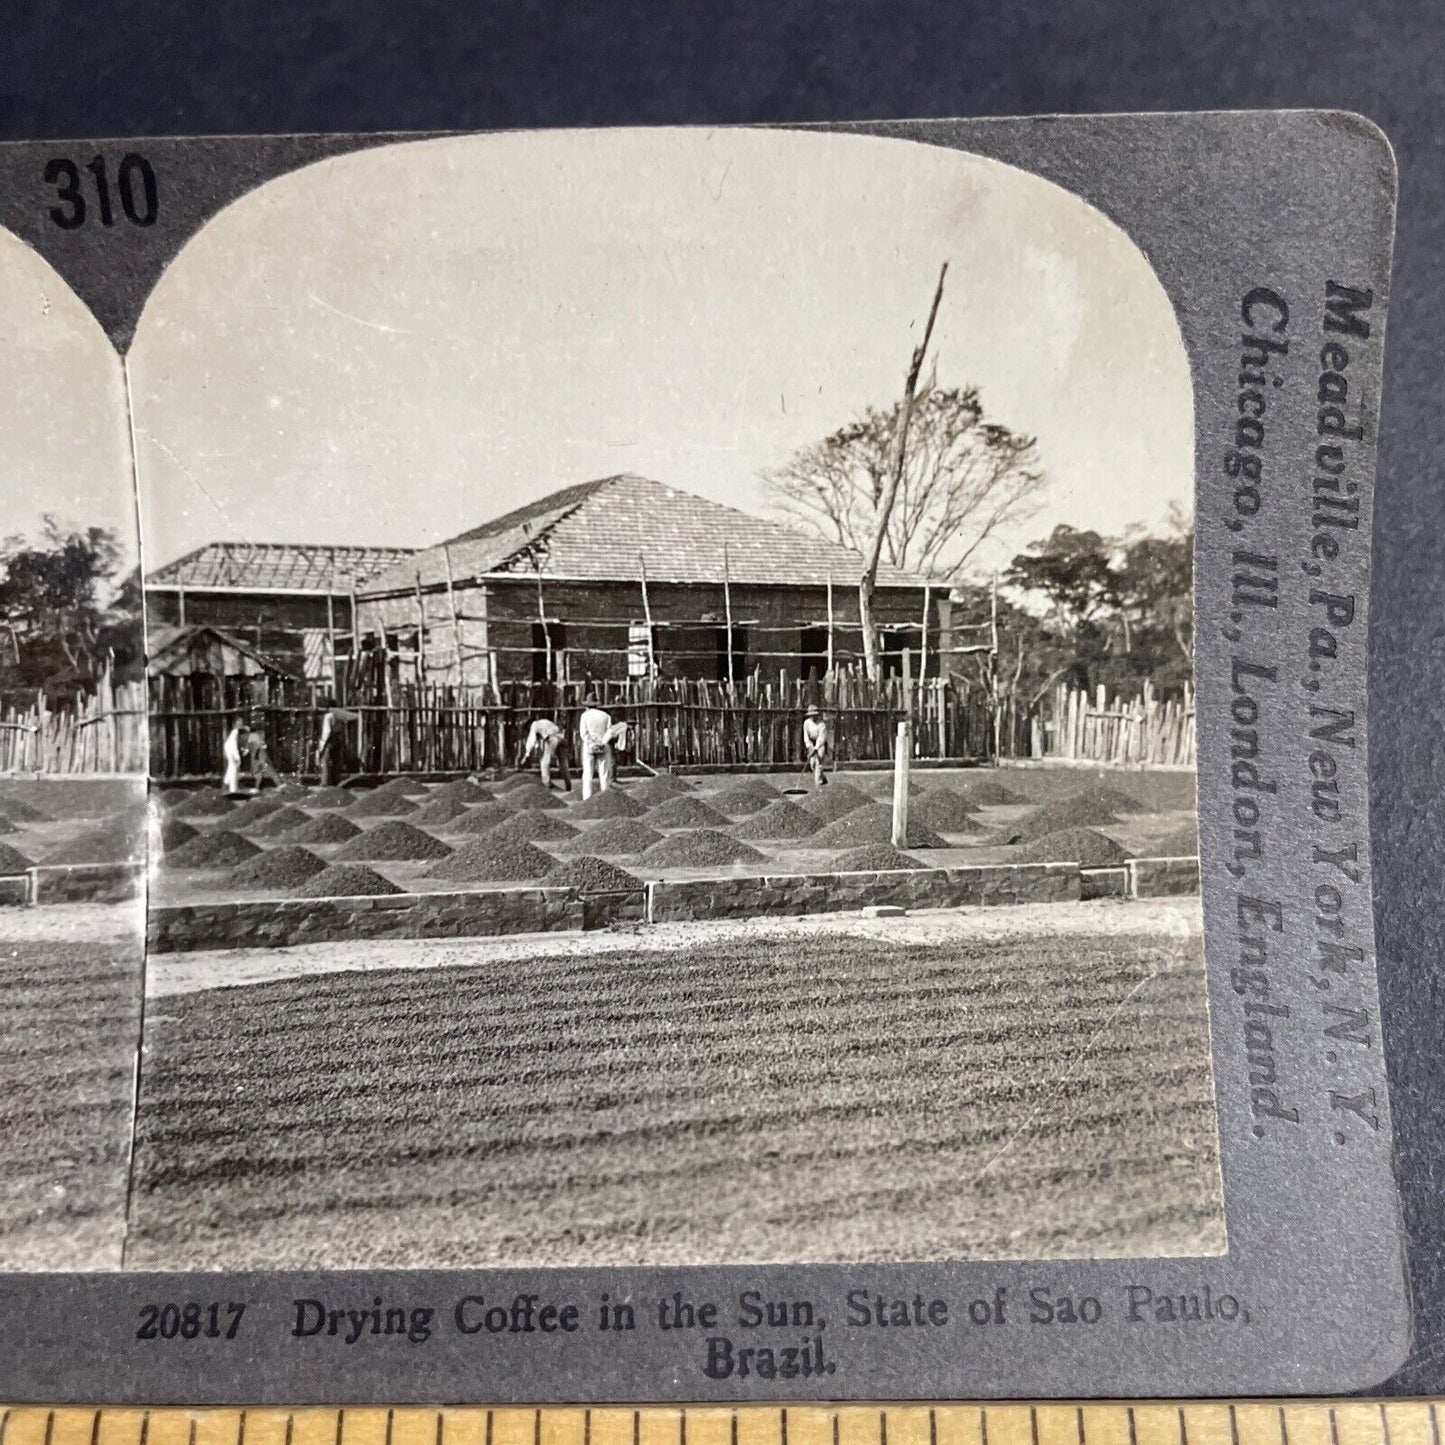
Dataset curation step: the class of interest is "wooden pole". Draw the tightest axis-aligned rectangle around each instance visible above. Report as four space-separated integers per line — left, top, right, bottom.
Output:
860 260 948 680
638 552 656 677
919 583 931 681
348 588 359 677
413 571 427 685
325 588 337 695
989 571 1001 763
722 542 735 688
533 561 552 682
442 542 465 687
891 717 911 847
349 586 362 764
826 573 835 677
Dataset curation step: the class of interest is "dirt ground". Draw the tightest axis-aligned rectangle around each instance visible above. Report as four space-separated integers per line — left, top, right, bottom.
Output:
0 776 146 870
127 896 1223 1270
0 897 144 1269
0 777 147 1269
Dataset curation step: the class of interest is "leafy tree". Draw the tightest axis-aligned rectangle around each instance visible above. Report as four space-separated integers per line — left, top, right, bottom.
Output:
1113 505 1194 673
0 519 141 693
768 385 1047 585
998 511 1194 700
1002 525 1119 636
97 566 147 685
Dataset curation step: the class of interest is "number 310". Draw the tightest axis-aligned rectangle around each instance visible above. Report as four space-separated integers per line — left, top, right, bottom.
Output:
45 154 158 229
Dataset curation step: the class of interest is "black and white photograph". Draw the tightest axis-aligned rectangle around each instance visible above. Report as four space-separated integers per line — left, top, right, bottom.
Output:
110 128 1221 1271
0 225 147 1269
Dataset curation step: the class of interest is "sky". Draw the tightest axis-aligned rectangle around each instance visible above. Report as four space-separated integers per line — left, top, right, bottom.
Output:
118 127 1192 578
0 231 136 569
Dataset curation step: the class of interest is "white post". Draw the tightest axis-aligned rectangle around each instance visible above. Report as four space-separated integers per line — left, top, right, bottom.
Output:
891 717 911 847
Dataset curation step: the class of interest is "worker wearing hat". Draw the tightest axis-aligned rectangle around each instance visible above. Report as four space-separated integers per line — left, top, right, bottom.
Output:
577 692 613 800
802 703 831 788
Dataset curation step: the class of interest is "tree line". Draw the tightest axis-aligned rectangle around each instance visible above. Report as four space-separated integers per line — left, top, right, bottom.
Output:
961 510 1194 711
0 518 144 696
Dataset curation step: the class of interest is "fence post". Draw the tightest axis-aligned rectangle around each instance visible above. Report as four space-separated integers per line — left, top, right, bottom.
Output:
891 718 911 847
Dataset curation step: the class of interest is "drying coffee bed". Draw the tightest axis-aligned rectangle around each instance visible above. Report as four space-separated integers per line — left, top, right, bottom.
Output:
0 914 142 1268
128 906 1221 1268
147 765 1198 910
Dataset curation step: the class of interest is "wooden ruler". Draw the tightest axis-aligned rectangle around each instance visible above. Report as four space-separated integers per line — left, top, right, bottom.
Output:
0 1403 1440 1445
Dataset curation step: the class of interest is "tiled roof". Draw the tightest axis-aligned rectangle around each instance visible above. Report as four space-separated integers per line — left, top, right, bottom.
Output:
146 541 417 592
362 475 935 596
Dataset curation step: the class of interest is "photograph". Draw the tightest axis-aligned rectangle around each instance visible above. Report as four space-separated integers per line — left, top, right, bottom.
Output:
0 226 148 1270
8 126 1220 1271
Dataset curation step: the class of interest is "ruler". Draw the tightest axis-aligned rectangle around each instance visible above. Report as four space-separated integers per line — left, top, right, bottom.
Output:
0 1404 1440 1445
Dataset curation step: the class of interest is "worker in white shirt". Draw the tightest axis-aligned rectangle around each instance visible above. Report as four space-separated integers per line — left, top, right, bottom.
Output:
802 703 831 788
521 716 571 792
577 694 613 800
222 717 248 795
315 696 359 786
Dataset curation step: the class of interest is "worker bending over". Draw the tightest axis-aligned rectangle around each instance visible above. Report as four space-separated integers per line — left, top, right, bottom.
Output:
246 711 285 790
522 716 571 792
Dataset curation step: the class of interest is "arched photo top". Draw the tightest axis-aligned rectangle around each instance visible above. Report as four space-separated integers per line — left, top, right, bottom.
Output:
126 126 1192 583
0 227 135 566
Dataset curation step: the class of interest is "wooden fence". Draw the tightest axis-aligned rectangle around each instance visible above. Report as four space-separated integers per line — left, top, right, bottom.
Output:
1029 681 1195 767
146 671 1193 780
148 670 996 779
0 676 148 775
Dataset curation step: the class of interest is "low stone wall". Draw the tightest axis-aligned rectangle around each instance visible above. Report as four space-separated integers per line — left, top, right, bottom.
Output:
1130 855 1201 898
33 861 145 904
149 885 646 953
145 855 1197 953
1080 866 1129 901
648 862 1079 923
0 862 145 906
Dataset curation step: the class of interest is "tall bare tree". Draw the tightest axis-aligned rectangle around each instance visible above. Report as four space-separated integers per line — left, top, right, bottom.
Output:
769 387 1045 584
767 272 1047 678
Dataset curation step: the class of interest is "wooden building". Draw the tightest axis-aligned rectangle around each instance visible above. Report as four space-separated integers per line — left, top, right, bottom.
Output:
144 541 416 684
356 474 950 687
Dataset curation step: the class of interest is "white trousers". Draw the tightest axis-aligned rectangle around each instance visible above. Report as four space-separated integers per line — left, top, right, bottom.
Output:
581 744 613 800
539 735 561 789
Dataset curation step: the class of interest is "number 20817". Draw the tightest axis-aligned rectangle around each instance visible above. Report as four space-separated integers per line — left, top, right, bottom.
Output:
136 1302 246 1341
